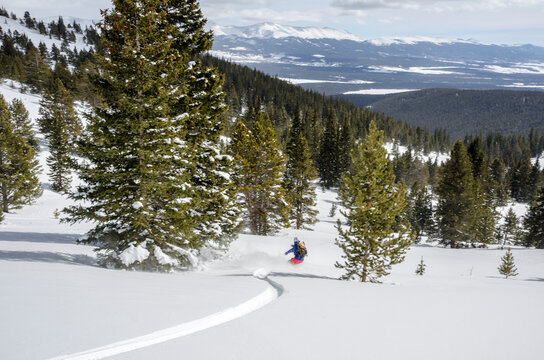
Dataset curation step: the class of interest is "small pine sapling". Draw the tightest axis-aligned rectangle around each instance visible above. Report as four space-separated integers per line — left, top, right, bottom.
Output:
329 203 337 217
498 248 518 279
415 257 426 275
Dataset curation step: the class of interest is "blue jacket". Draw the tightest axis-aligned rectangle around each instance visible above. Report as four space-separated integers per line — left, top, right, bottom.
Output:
286 240 305 260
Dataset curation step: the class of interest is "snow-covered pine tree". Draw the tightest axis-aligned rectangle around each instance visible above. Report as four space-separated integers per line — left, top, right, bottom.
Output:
38 79 79 192
165 0 242 251
335 121 413 283
283 104 318 230
0 94 42 213
523 186 544 248
436 140 474 247
415 257 426 275
65 0 235 270
498 248 518 279
229 112 289 235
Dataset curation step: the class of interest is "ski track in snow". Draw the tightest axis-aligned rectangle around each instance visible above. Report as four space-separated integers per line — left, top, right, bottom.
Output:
47 269 282 360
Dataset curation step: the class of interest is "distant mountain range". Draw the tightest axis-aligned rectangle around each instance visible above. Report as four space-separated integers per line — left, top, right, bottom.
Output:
209 22 544 96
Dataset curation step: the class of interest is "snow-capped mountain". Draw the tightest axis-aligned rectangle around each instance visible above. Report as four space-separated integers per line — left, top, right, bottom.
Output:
210 22 363 42
209 23 544 96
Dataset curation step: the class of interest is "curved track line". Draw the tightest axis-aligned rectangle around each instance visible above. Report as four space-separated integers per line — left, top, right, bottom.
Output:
48 274 281 360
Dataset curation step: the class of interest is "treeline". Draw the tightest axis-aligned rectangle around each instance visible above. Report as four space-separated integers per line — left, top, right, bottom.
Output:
393 136 544 249
368 88 544 139
0 8 102 106
203 55 451 155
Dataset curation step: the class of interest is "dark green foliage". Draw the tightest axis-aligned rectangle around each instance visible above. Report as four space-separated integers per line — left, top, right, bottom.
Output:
510 156 533 202
283 105 319 229
436 140 474 247
229 113 289 235
392 147 429 188
498 248 518 279
407 181 436 242
9 98 38 151
523 186 544 248
369 88 544 139
38 79 79 193
336 121 413 282
0 94 42 213
317 110 340 188
468 180 497 245
64 0 238 270
489 158 508 206
498 208 522 247
467 137 485 180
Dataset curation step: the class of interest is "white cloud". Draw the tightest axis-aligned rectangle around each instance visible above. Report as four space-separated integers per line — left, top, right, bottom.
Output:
203 7 324 24
331 0 544 12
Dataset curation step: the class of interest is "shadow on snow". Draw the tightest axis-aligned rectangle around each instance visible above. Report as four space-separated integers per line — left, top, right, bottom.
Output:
0 250 97 266
0 231 83 244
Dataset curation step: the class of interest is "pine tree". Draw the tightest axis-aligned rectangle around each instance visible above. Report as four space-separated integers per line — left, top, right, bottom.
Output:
9 99 39 151
337 116 353 175
38 79 79 193
317 109 340 188
0 95 42 213
409 181 436 242
489 158 507 206
64 0 236 270
498 248 518 279
469 180 497 246
229 113 289 235
329 202 337 217
335 121 413 282
283 105 318 230
165 0 242 250
436 140 474 247
415 257 426 275
498 208 522 247
523 186 544 248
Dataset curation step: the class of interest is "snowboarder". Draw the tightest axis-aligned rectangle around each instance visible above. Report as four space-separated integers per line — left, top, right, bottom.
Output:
285 237 307 264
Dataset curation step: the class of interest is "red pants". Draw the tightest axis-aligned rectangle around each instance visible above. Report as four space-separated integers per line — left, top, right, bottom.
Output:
289 258 304 264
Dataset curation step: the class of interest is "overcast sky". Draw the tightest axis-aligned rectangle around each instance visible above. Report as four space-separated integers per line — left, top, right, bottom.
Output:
3 0 544 45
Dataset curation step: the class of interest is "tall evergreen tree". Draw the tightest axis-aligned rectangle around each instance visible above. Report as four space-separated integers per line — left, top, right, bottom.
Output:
0 95 42 213
335 121 413 282
489 158 507 206
337 116 353 176
38 79 79 192
498 208 522 247
317 109 340 188
523 186 544 248
9 98 39 151
510 156 532 202
229 113 289 235
283 105 318 230
165 0 242 249
436 140 474 247
469 180 497 245
408 181 436 242
65 0 236 270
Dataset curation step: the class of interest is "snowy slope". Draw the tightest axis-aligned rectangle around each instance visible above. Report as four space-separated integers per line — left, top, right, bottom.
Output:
1 83 544 360
0 15 92 53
